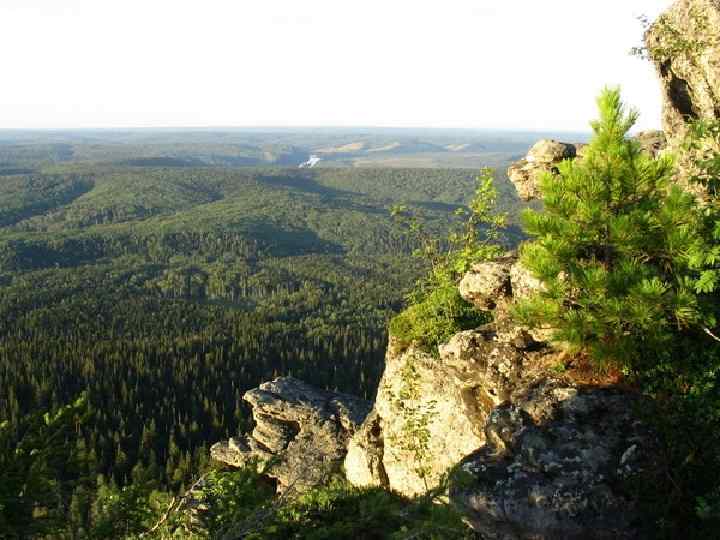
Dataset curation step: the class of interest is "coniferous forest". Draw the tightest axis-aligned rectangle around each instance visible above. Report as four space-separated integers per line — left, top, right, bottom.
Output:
4 0 720 537
0 139 527 536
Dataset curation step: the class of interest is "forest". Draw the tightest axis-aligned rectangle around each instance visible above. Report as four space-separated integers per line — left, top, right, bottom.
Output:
0 147 525 536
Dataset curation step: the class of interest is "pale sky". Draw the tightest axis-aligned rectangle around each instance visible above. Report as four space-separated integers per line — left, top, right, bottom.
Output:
0 0 674 131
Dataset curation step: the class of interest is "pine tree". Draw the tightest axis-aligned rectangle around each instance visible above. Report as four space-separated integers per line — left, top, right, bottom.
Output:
514 87 716 368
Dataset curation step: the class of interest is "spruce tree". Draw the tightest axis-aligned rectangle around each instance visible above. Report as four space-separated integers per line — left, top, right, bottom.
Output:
514 87 716 368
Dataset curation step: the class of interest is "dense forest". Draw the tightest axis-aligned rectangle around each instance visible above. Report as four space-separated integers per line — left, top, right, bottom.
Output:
0 147 525 536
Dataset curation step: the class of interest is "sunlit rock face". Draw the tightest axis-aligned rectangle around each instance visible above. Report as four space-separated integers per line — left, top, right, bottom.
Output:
645 0 720 199
646 0 720 148
344 338 490 497
211 377 370 492
506 139 576 201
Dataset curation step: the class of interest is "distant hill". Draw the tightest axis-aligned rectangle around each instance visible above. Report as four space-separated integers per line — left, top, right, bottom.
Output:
0 128 590 171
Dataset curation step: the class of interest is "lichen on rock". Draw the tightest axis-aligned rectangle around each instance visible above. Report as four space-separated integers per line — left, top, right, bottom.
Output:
345 339 490 496
449 380 656 540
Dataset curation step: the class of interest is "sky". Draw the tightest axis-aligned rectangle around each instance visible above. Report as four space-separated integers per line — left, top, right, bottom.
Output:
0 0 675 132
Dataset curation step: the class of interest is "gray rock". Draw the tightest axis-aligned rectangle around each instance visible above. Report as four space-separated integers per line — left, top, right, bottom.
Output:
345 337 499 496
506 159 544 201
439 328 523 409
458 258 514 310
450 380 656 539
211 377 371 492
526 140 577 164
343 409 388 488
645 0 720 198
646 0 720 149
506 140 578 201
457 258 552 344
634 130 667 157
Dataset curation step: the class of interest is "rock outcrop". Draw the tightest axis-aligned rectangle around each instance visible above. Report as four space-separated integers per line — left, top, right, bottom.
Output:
210 254 656 538
451 380 655 539
645 0 720 198
646 0 720 148
345 338 496 496
342 255 656 537
507 133 668 203
459 256 551 344
211 377 371 492
506 139 577 200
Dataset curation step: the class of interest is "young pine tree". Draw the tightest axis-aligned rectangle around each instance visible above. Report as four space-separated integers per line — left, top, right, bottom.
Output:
514 87 716 369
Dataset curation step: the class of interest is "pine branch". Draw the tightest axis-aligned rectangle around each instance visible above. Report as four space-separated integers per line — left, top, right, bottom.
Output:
703 326 720 343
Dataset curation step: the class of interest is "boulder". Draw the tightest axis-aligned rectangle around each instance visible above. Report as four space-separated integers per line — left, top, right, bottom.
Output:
211 377 371 492
345 340 489 496
507 140 576 201
526 140 577 164
450 380 656 539
458 258 513 310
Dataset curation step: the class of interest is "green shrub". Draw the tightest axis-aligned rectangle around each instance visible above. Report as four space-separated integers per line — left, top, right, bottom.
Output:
513 87 717 370
513 88 720 537
235 477 473 540
389 274 487 353
390 169 505 352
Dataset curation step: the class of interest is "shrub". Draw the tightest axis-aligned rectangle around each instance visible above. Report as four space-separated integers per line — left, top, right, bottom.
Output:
514 87 720 537
513 87 717 369
390 169 506 352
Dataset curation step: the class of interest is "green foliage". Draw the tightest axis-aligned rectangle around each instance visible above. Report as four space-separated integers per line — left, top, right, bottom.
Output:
87 476 159 539
201 467 275 537
515 88 720 537
630 338 720 538
684 119 720 196
389 169 506 351
389 278 485 355
514 87 718 368
213 476 472 540
0 394 89 538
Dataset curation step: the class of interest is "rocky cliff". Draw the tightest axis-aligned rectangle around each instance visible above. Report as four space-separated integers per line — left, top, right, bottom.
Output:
646 0 720 148
213 257 657 537
345 257 657 538
645 0 720 197
209 1 717 537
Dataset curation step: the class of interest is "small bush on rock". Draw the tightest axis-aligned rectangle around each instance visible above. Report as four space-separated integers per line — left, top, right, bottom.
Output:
514 87 720 537
389 170 506 352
